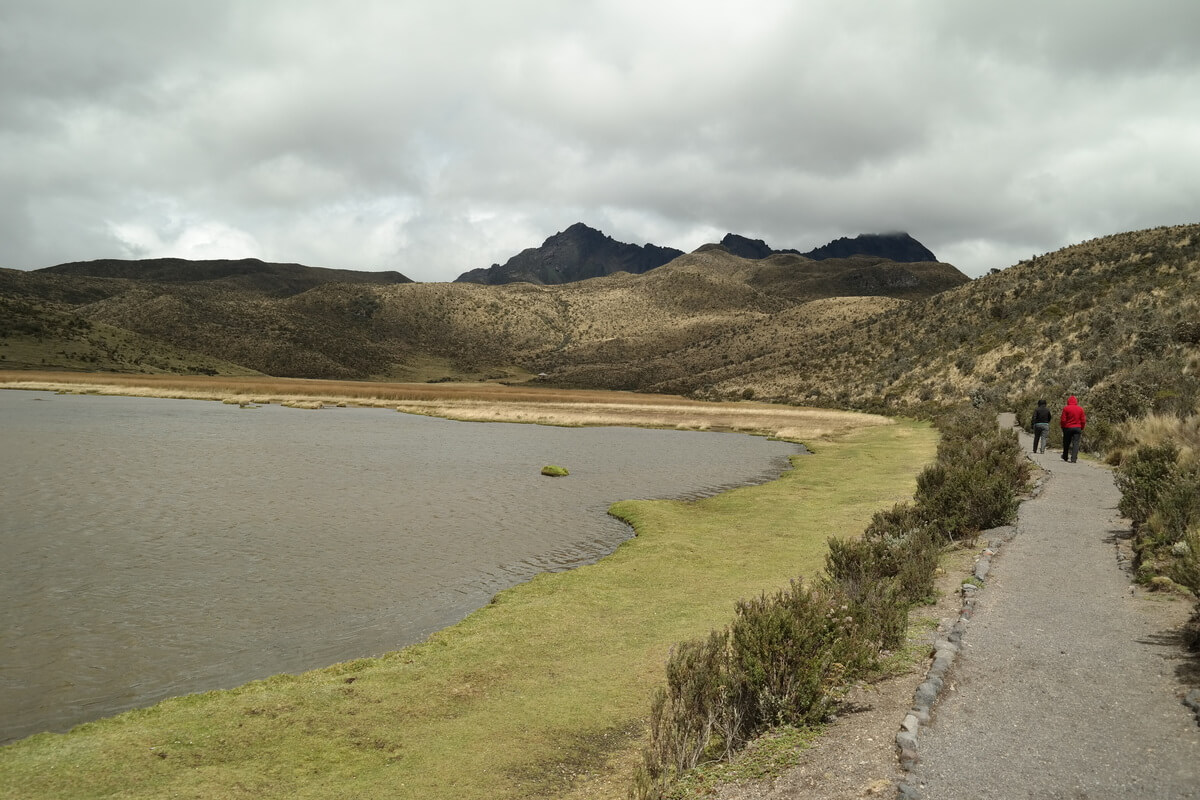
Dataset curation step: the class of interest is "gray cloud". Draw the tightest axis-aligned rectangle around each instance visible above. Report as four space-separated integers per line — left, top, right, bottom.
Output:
3 0 1198 281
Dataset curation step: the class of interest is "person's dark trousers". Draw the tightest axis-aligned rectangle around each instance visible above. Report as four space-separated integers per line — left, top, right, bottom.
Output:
1062 427 1082 462
1033 423 1049 453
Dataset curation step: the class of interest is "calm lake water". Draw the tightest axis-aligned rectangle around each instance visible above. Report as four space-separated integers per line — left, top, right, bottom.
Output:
0 390 800 743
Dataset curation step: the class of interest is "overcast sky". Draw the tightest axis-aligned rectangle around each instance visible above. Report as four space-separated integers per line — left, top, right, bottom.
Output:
3 1 1198 281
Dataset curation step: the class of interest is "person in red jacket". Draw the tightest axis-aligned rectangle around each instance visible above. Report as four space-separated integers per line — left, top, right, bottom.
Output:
1060 395 1086 462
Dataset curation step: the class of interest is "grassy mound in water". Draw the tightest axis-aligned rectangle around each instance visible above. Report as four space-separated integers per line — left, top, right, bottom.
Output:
0 420 936 800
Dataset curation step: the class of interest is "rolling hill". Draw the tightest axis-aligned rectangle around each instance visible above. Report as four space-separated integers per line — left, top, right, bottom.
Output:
3 222 1197 446
0 244 968 382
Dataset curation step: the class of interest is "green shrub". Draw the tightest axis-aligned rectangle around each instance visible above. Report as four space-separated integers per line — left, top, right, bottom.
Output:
633 407 1027 798
1144 467 1200 547
633 582 883 798
1168 527 1200 601
646 630 731 774
826 506 939 607
1115 443 1179 524
911 413 1026 539
1114 440 1200 631
914 461 1019 540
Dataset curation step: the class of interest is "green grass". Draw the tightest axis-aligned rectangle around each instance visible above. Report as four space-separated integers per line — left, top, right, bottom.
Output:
0 420 936 800
665 725 825 798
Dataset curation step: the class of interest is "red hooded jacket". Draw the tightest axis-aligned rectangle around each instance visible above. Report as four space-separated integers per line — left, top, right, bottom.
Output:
1060 396 1086 429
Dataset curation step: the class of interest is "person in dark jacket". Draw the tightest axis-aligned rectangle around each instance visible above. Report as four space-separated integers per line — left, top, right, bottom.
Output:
1060 395 1086 462
1031 399 1052 454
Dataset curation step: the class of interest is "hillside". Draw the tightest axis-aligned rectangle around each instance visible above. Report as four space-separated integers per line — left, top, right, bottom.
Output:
40 257 413 297
534 248 963 390
0 246 968 382
659 224 1200 439
0 284 260 376
4 222 1195 431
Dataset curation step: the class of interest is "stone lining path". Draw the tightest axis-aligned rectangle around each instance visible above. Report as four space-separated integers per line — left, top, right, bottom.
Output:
902 415 1200 799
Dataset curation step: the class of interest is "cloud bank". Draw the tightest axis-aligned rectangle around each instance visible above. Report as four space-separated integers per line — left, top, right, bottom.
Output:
3 0 1199 280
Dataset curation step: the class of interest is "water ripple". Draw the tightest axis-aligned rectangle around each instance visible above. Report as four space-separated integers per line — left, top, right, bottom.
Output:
0 390 799 742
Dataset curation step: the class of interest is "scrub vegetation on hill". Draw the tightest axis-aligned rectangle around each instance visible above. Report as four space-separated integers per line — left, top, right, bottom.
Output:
0 246 966 382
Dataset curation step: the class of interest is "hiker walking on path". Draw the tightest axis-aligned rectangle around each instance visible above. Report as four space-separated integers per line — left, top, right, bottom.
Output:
1031 399 1052 454
1059 395 1086 462
908 417 1200 799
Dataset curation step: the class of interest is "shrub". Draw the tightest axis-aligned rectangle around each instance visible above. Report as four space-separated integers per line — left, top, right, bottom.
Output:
632 407 1027 799
1168 527 1200 601
826 505 940 607
645 630 731 774
1113 435 1200 643
1143 466 1200 547
913 422 1026 540
633 582 884 798
1115 443 1179 524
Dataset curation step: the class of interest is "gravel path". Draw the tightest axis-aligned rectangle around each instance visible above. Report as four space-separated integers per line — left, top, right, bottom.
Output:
905 416 1200 799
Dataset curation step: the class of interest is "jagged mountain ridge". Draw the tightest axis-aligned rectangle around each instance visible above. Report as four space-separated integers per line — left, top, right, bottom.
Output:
456 224 939 285
718 231 936 263
455 222 685 286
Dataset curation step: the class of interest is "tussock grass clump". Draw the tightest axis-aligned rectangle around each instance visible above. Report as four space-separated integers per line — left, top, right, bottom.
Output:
632 407 1027 799
281 399 322 409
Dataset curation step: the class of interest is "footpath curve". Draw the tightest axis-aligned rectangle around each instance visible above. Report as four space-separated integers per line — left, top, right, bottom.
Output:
901 414 1200 798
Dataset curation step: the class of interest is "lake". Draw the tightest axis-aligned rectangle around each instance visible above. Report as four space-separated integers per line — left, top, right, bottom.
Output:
0 390 801 743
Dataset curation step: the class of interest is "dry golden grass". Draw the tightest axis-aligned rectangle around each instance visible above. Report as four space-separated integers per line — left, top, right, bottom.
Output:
1112 412 1200 465
0 371 889 442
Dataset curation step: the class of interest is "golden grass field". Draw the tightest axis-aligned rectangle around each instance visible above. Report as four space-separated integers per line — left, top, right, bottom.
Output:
0 371 893 441
0 372 932 800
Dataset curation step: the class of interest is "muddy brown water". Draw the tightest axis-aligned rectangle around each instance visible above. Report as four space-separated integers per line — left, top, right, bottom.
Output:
0 390 801 743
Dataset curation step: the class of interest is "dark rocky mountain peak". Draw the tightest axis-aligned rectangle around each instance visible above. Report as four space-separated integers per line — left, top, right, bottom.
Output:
457 224 941 287
455 223 684 285
716 231 937 264
802 232 936 263
720 234 780 260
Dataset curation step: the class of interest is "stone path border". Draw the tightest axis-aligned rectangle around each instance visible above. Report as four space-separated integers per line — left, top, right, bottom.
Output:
892 522 1023 797
892 452 1046 785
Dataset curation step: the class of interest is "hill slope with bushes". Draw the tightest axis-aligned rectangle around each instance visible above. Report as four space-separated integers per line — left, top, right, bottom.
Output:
2 223 1195 436
0 246 967 381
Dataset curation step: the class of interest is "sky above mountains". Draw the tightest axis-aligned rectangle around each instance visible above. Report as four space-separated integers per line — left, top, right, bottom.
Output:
4 1 1199 282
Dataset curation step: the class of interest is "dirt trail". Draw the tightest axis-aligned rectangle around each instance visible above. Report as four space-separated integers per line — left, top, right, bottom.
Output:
906 414 1200 798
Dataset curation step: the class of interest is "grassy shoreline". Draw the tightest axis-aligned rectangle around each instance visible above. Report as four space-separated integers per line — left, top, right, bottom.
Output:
0 373 936 799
